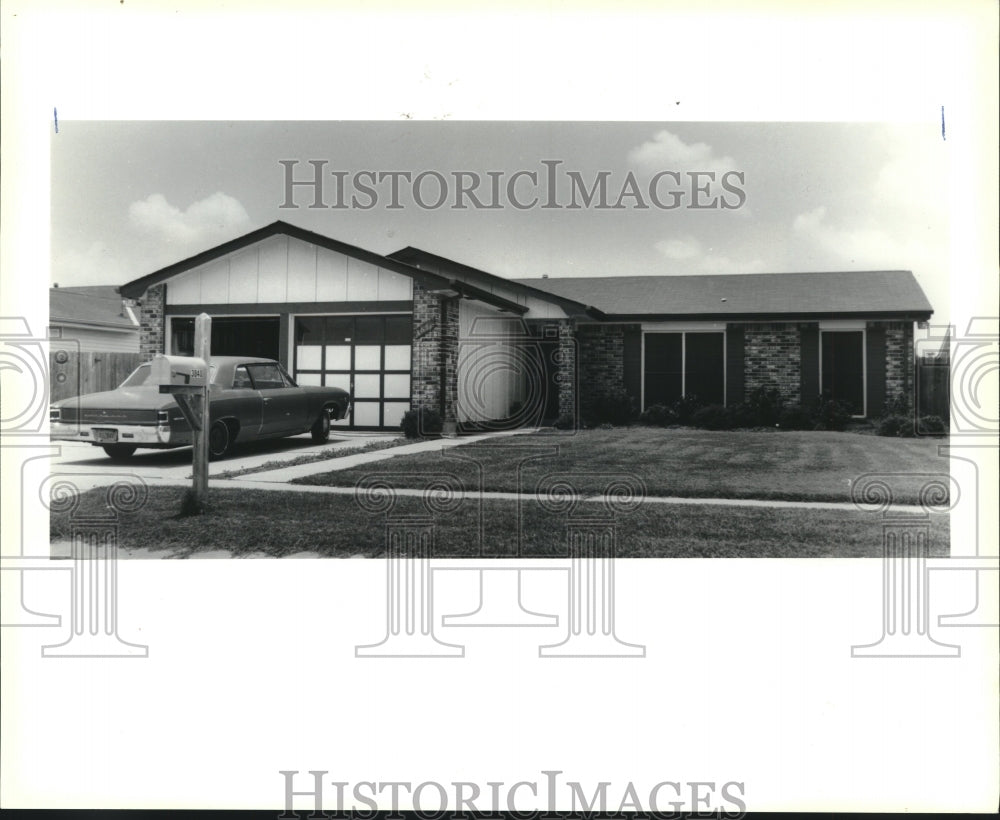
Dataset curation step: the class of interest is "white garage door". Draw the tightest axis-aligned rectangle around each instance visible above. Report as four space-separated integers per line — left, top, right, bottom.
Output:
293 315 412 430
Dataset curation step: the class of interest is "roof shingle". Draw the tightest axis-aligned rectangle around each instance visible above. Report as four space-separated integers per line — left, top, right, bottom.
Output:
50 286 137 329
511 270 933 318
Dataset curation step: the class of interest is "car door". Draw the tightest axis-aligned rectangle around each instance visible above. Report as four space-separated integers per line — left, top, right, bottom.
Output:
247 362 310 435
221 363 264 437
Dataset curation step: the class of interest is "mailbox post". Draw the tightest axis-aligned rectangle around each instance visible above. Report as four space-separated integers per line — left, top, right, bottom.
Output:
152 313 212 507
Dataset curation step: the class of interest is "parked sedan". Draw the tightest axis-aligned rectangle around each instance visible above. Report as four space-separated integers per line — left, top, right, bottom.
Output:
50 356 351 460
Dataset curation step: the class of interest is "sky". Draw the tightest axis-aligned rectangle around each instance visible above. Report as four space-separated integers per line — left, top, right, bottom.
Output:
50 120 950 323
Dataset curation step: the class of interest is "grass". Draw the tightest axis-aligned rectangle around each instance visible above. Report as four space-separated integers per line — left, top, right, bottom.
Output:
50 485 949 559
214 435 408 479
293 427 951 505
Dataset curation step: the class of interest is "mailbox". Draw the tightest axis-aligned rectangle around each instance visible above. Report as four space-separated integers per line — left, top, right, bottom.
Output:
150 354 210 387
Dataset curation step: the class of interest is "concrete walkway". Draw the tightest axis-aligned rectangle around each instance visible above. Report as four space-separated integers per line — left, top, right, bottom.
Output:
232 428 534 483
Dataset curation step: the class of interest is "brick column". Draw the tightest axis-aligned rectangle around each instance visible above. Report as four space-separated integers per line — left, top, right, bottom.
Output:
744 322 802 404
410 284 459 426
577 324 625 397
137 284 166 361
885 321 915 413
557 320 577 420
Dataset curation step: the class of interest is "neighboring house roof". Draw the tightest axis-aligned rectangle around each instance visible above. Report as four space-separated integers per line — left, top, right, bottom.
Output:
50 286 139 331
511 270 934 320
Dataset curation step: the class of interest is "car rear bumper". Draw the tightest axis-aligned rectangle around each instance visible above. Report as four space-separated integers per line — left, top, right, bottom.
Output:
50 421 192 448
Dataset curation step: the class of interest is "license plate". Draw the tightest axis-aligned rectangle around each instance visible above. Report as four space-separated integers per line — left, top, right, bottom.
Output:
92 428 118 443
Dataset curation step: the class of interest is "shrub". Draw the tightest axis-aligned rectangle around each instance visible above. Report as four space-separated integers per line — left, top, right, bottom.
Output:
812 396 853 431
744 385 785 426
400 407 443 439
638 404 677 426
721 402 758 429
881 394 911 418
777 404 813 430
670 394 704 425
581 389 636 427
552 412 576 430
918 414 948 435
878 414 916 437
691 404 730 430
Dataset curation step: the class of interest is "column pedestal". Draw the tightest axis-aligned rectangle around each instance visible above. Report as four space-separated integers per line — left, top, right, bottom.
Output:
540 516 644 658
43 517 148 658
443 568 558 627
356 516 462 658
852 523 959 658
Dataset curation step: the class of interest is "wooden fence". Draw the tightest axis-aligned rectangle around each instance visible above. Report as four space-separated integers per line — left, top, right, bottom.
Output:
49 351 144 403
916 353 950 423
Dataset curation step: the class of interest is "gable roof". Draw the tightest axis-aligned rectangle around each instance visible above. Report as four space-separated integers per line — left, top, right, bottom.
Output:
50 286 138 331
388 246 597 319
117 221 533 315
511 270 934 320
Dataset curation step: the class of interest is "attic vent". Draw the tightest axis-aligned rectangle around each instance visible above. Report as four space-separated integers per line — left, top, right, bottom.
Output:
720 297 727 302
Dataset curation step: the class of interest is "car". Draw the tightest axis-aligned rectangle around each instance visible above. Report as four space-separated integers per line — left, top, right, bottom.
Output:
49 356 351 460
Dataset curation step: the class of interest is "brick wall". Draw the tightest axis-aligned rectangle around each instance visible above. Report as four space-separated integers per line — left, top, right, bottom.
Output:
410 284 459 422
577 324 625 397
884 321 914 412
137 284 165 362
742 323 801 403
556 320 577 418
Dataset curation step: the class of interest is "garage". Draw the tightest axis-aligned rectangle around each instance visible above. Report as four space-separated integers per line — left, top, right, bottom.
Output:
293 314 412 429
169 316 280 360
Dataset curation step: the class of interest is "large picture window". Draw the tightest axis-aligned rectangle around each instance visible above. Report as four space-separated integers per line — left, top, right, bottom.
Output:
643 331 725 408
821 330 865 415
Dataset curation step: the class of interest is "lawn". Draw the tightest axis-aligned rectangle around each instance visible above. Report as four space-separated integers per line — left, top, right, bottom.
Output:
294 427 950 505
50 485 949 559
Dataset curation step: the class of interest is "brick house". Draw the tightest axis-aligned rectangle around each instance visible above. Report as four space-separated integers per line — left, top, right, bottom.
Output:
118 221 933 430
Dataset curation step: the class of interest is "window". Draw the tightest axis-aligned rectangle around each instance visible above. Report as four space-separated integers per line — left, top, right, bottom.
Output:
821 330 865 415
247 363 288 390
643 331 725 408
232 365 252 390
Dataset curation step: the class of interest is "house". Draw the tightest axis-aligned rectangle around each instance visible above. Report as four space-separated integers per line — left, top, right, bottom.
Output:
49 285 140 353
118 221 933 430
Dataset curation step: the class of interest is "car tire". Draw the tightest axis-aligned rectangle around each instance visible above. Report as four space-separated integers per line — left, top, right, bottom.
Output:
311 408 332 443
208 420 233 460
102 444 137 460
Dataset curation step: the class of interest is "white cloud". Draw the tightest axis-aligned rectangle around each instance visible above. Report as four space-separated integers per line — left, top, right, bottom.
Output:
628 130 737 175
654 235 767 274
792 204 928 269
52 240 129 285
128 192 251 248
654 237 702 260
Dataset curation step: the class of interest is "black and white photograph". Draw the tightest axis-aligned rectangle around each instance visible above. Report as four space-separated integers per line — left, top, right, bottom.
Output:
1 1 997 815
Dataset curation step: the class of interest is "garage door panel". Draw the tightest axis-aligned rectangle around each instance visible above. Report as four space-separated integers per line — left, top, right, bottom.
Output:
293 315 411 429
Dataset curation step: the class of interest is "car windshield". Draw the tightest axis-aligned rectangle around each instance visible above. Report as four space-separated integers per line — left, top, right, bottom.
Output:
119 362 219 387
